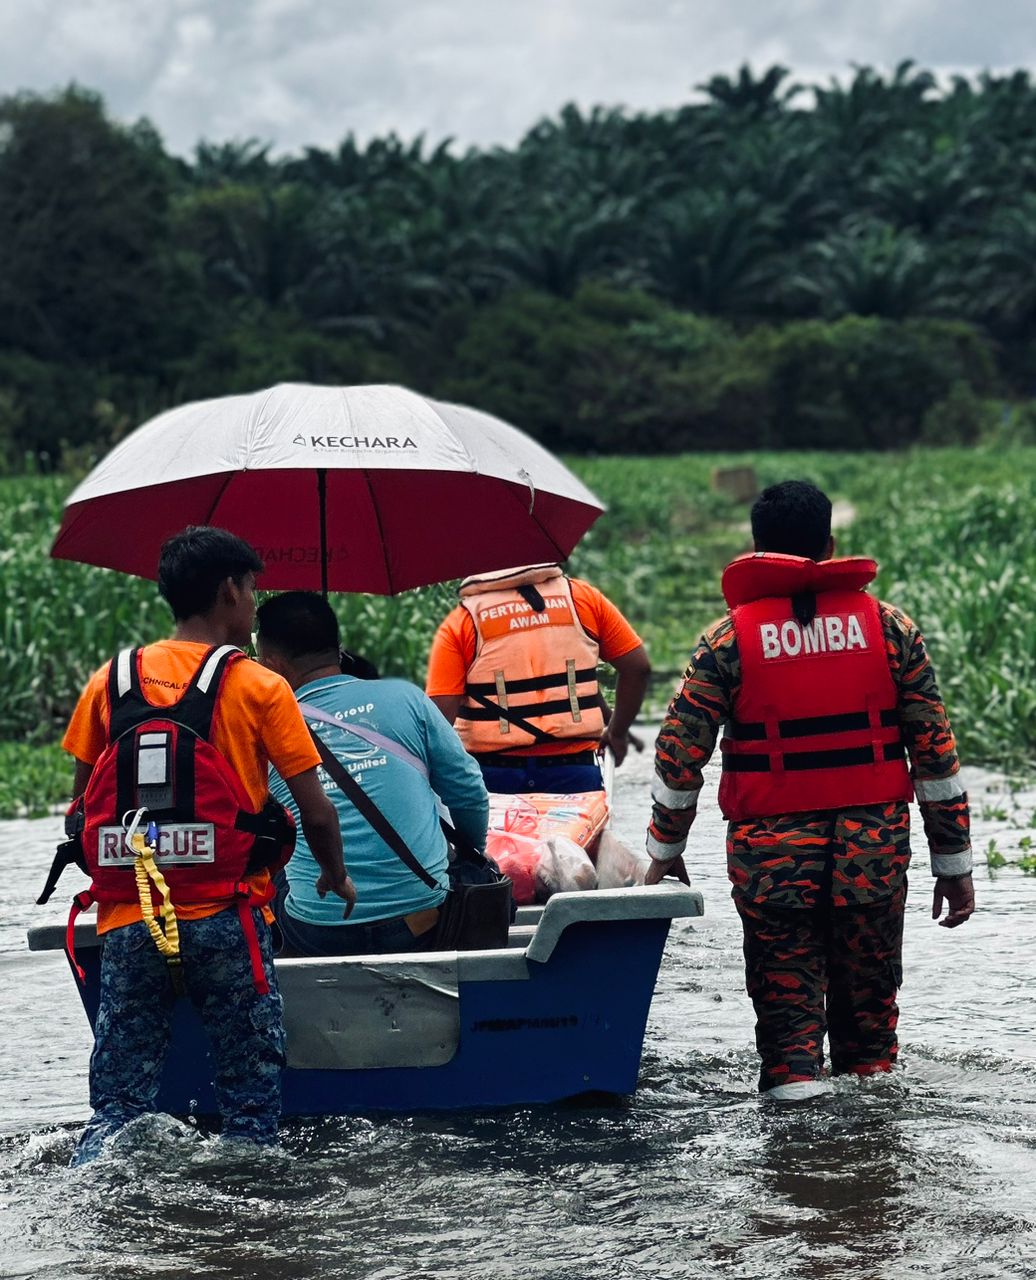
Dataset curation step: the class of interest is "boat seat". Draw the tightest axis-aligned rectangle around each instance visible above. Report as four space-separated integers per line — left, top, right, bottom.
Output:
506 924 537 947
513 905 544 925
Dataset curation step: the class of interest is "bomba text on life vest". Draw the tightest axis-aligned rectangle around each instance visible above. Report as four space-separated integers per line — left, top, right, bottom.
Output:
759 613 869 660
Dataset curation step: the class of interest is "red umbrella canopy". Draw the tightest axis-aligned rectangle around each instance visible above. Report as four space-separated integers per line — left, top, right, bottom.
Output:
52 384 605 593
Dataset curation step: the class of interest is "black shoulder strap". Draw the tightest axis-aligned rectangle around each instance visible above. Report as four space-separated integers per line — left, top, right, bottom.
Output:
460 691 557 745
105 644 242 743
107 647 145 741
173 645 243 739
517 583 546 613
307 727 439 891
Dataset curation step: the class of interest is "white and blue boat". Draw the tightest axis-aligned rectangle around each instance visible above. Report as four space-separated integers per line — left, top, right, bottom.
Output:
28 883 702 1114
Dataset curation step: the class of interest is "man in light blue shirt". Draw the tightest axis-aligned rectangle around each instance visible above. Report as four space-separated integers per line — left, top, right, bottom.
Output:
257 592 489 955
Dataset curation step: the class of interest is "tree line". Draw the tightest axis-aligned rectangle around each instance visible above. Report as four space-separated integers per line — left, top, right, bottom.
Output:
3 62 1036 465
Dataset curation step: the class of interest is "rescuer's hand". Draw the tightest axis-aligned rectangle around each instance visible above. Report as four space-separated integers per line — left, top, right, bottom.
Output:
598 725 630 765
644 854 690 886
932 873 974 928
317 868 358 919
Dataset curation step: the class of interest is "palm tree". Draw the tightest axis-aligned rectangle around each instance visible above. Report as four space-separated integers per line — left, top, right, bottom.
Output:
718 131 841 247
697 64 801 118
493 194 642 297
812 61 937 156
175 182 319 307
972 194 1036 331
294 194 463 338
862 139 991 235
646 191 781 315
781 219 959 319
193 139 276 186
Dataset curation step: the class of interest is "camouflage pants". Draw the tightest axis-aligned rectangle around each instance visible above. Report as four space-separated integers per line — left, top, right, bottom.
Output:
72 907 285 1166
734 888 906 1091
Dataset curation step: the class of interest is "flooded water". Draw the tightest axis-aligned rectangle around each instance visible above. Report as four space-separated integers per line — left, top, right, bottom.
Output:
4 743 1036 1280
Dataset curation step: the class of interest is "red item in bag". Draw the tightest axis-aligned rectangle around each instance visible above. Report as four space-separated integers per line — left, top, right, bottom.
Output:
485 830 542 905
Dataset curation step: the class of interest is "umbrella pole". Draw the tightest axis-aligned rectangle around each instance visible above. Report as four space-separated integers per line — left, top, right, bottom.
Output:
317 468 328 598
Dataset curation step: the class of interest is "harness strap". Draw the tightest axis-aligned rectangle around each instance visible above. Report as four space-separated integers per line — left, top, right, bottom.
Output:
867 696 885 774
464 666 598 697
459 692 599 730
236 893 270 996
65 890 95 984
728 708 901 741
307 727 441 890
297 702 430 777
723 742 906 773
462 689 554 741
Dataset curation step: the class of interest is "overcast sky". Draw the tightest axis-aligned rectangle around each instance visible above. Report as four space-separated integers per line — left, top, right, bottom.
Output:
0 0 1029 156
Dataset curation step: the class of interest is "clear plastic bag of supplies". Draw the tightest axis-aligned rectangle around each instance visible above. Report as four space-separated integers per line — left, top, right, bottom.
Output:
536 835 598 900
485 831 599 903
593 829 649 889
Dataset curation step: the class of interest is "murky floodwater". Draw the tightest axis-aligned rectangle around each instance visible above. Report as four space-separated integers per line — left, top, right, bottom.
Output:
4 742 1036 1280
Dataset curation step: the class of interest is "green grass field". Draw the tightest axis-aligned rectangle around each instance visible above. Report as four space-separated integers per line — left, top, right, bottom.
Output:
2 447 1034 815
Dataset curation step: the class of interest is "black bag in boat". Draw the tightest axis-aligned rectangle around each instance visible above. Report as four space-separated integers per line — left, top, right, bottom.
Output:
434 822 513 951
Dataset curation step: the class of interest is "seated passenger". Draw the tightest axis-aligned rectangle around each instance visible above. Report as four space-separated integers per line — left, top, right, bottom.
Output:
257 592 489 956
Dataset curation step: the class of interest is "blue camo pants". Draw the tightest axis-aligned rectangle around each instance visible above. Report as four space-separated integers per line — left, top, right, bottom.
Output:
72 907 285 1166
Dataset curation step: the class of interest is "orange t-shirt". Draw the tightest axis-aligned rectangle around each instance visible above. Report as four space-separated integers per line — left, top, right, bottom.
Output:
63 640 321 933
425 578 643 757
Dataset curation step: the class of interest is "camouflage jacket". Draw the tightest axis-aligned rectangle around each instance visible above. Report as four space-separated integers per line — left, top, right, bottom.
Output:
647 601 972 908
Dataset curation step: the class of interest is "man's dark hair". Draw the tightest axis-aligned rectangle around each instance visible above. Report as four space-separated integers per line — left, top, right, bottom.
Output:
339 648 380 680
750 480 832 560
157 526 263 621
257 591 340 660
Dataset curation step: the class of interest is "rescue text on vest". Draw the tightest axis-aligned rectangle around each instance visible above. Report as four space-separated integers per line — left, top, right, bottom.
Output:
97 823 217 867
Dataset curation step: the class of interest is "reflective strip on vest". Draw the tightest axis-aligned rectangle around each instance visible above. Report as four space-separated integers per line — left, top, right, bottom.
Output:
457 572 604 755
116 647 134 697
197 644 240 693
495 670 510 736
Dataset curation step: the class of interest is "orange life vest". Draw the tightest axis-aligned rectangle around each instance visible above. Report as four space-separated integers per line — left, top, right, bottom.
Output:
717 553 914 821
455 565 604 756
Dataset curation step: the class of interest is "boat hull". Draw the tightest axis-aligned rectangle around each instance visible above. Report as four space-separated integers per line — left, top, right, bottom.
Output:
29 885 703 1115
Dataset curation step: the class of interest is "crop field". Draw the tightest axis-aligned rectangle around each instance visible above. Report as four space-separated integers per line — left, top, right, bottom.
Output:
1 447 1034 814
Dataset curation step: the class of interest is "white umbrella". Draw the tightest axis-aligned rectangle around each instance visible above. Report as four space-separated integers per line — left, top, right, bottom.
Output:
51 384 604 593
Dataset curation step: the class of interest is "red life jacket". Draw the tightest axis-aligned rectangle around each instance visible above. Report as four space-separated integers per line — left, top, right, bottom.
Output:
53 645 295 993
717 554 914 821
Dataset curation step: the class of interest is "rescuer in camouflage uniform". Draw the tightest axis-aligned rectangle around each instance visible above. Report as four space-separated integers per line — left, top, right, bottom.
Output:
646 480 974 1099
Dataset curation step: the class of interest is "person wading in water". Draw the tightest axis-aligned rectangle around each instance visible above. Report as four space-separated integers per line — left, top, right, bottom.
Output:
58 526 355 1162
645 480 974 1100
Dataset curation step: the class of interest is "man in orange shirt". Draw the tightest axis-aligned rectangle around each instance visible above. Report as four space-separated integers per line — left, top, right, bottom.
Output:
426 563 650 793
63 526 354 1163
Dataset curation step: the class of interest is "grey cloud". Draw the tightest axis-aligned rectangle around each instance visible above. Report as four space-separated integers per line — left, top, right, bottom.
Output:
0 0 1033 155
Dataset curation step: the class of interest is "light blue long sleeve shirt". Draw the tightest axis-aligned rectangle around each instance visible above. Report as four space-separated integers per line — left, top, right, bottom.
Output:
269 674 489 926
